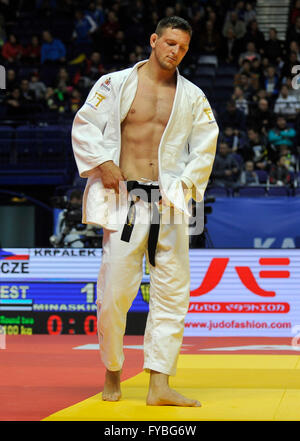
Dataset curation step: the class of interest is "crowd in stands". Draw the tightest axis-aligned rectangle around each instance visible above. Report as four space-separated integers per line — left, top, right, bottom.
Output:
0 0 300 190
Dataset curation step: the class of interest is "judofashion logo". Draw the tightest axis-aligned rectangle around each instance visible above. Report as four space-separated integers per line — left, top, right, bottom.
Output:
191 257 290 297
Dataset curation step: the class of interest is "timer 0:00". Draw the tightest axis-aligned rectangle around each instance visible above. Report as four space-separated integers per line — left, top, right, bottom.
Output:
46 314 97 335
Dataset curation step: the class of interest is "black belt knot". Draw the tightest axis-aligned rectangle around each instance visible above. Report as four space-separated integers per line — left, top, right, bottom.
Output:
120 181 161 266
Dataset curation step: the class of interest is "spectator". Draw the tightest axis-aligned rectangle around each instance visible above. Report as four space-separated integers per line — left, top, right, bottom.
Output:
261 55 270 73
249 57 264 90
268 115 296 149
274 84 300 120
127 51 138 67
288 40 300 61
234 1 247 21
269 155 291 186
238 41 260 66
69 87 83 114
85 1 105 28
44 86 68 113
287 15 300 46
84 51 106 79
243 20 265 53
73 9 97 44
211 141 241 188
219 126 248 154
235 58 252 79
198 19 221 55
264 28 284 64
244 2 256 24
5 87 23 117
145 10 160 37
221 27 241 63
72 61 98 91
2 33 23 64
245 127 270 169
281 51 299 81
189 8 205 35
207 9 219 28
134 45 147 61
28 72 47 101
129 0 145 24
5 68 17 92
111 30 128 66
232 85 249 115
41 30 66 64
249 98 275 134
239 160 259 186
219 99 246 131
291 0 300 25
263 65 280 99
278 144 297 172
101 10 120 42
36 0 57 16
19 78 35 103
22 35 41 65
237 72 255 100
174 1 188 20
252 88 270 106
223 11 246 40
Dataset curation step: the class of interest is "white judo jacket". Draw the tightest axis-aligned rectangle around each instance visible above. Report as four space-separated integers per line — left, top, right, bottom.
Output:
72 60 219 229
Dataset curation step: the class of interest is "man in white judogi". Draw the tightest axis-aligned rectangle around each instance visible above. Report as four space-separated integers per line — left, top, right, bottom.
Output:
72 16 218 407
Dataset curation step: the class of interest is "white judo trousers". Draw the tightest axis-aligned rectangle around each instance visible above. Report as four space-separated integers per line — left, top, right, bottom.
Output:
96 196 190 376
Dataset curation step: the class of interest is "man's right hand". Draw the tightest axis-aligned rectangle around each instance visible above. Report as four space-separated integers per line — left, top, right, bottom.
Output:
97 161 127 193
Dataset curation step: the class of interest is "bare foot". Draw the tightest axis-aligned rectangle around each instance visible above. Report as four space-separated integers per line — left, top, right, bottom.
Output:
146 371 201 407
102 369 121 402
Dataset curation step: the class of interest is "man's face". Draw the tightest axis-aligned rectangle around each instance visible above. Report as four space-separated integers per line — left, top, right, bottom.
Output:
258 99 268 111
245 161 254 171
248 129 256 141
219 143 229 156
277 117 286 129
269 29 276 40
21 80 28 90
91 52 101 63
7 70 15 81
150 27 190 71
43 31 51 42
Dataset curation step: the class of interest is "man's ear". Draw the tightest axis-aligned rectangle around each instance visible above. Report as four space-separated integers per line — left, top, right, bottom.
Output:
150 33 158 49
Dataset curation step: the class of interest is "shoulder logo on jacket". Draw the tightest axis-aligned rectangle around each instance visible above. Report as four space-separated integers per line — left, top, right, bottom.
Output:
99 77 111 92
88 91 106 109
86 78 112 109
204 107 216 124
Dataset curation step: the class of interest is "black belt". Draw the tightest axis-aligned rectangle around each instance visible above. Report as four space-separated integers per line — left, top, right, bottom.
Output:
121 181 161 266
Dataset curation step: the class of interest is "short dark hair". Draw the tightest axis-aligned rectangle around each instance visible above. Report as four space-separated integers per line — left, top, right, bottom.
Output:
155 16 192 38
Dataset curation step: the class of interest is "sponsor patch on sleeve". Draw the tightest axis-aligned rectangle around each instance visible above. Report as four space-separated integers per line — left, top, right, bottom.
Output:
86 78 112 109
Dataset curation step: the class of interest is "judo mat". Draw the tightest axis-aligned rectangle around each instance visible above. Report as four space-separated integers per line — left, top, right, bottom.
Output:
2 335 300 421
44 353 300 421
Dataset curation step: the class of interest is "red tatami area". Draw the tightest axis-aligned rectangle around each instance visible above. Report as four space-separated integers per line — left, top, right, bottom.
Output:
0 335 298 421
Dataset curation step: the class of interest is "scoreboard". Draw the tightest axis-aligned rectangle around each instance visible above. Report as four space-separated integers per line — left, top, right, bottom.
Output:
1 248 299 337
0 248 150 335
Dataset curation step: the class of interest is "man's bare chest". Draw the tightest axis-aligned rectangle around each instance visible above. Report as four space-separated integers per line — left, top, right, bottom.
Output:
125 81 176 127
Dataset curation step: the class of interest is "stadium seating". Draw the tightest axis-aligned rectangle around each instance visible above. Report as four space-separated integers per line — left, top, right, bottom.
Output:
238 186 267 197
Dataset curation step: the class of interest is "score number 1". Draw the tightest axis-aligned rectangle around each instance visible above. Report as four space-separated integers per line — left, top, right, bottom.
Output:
80 283 95 303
